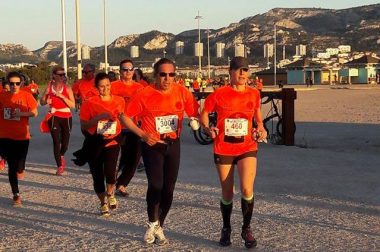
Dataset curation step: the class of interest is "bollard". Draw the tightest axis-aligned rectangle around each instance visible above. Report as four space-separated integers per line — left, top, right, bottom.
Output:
281 88 297 146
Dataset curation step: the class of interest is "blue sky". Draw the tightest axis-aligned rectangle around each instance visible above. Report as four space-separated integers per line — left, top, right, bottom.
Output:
1 0 379 50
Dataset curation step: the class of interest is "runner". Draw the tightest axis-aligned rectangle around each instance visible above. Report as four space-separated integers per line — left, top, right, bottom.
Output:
0 71 38 206
200 56 267 248
72 63 98 111
0 79 10 171
120 58 199 245
111 59 144 197
40 66 75 175
80 72 125 217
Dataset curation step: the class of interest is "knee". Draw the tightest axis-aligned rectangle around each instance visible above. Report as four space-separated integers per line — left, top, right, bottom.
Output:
241 188 253 199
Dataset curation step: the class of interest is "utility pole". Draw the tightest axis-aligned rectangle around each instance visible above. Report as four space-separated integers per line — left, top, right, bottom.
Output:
195 11 202 78
103 0 108 72
274 24 277 87
61 0 67 75
206 29 211 79
75 0 82 79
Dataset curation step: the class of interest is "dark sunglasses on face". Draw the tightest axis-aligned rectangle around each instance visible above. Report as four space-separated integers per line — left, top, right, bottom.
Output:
159 72 176 78
82 70 93 74
9 82 21 86
240 68 249 72
121 67 134 72
54 73 66 77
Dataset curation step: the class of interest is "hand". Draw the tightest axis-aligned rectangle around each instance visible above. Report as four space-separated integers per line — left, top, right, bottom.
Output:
11 109 21 118
253 127 267 143
205 126 219 139
141 132 160 146
46 97 52 105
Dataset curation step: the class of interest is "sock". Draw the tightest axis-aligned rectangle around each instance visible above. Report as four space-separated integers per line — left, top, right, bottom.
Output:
220 199 233 229
241 195 254 229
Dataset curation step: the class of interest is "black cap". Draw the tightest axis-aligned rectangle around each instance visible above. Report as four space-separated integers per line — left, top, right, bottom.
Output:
229 56 248 70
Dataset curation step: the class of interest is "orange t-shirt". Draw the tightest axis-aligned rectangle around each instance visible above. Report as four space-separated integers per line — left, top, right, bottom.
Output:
23 83 39 94
110 80 144 105
203 85 261 155
138 79 149 87
80 95 125 145
0 90 38 140
126 84 199 140
73 78 98 101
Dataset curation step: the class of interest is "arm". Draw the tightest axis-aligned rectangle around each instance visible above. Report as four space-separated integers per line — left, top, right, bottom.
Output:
119 114 159 146
253 107 267 141
39 85 50 106
55 86 75 109
80 112 112 131
200 109 218 139
13 107 38 118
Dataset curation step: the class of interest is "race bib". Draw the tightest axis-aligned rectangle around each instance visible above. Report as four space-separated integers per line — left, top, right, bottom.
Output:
155 115 178 134
3 108 20 121
97 120 117 135
224 118 248 136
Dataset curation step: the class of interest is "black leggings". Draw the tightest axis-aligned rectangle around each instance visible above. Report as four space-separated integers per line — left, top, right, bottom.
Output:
88 136 120 194
48 116 72 167
142 139 180 226
116 131 142 188
0 138 29 195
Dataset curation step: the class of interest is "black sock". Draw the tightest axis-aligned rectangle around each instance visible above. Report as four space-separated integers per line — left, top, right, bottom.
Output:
241 197 254 229
220 200 233 229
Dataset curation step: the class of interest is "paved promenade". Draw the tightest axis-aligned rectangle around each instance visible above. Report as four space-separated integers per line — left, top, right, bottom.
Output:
1 88 379 251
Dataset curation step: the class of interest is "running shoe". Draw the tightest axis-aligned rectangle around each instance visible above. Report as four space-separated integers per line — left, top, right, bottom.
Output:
108 194 118 210
0 158 5 171
241 226 257 249
219 227 232 247
155 226 169 245
16 170 25 180
13 194 22 207
100 203 110 217
116 185 129 197
144 221 159 244
56 166 65 176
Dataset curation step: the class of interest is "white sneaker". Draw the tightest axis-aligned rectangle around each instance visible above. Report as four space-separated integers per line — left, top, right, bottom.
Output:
155 226 168 245
144 221 159 244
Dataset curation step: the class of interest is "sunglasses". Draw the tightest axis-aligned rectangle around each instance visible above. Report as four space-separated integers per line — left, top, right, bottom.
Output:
82 70 94 74
121 67 134 72
240 68 249 72
55 73 66 77
9 82 21 86
159 72 176 78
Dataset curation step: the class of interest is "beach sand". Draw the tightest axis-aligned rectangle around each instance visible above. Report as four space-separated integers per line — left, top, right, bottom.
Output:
0 86 379 251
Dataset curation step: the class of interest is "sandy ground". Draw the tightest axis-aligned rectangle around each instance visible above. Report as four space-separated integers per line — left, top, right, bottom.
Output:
0 86 379 251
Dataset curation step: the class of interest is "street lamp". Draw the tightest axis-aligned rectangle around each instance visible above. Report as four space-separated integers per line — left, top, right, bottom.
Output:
60 0 67 75
195 11 202 78
206 29 211 79
103 0 108 72
273 23 277 87
75 0 82 79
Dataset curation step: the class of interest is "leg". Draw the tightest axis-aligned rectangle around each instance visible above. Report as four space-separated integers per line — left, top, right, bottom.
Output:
59 117 72 156
48 116 62 167
103 144 120 210
237 156 258 248
159 140 180 226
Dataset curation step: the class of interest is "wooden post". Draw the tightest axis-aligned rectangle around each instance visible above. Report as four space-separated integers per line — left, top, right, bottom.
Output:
281 88 297 146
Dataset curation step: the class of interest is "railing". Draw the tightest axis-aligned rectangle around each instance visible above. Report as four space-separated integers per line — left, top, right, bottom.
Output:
192 88 297 146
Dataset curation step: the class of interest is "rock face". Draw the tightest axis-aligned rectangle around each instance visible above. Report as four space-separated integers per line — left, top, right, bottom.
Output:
1 4 379 65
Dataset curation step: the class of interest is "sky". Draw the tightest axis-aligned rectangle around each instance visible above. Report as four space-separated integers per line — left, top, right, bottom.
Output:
1 0 379 51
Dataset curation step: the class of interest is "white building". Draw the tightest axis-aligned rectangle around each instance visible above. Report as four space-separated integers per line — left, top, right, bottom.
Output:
338 45 351 53
194 42 203 57
235 44 245 57
175 41 184 55
296 44 306 56
82 45 91 60
264 43 274 58
130 46 139 58
317 52 331 59
216 42 225 58
326 48 339 56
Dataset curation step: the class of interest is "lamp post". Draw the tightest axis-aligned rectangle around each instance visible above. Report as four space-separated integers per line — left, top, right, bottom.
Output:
60 0 67 75
206 29 211 79
75 0 82 79
103 0 108 72
195 11 202 78
273 23 277 87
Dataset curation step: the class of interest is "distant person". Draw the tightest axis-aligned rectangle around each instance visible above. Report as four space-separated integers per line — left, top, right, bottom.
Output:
0 79 10 171
133 68 149 87
72 63 98 110
23 79 39 100
108 71 118 82
120 58 199 245
200 57 266 249
80 72 125 217
192 78 200 93
0 71 38 206
40 66 75 175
